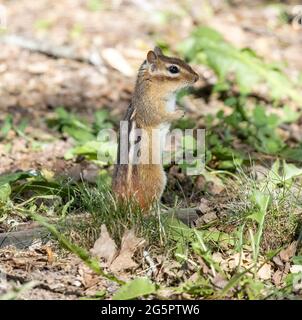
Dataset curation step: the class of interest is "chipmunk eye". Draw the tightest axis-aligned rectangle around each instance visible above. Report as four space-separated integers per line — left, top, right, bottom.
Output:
168 65 180 74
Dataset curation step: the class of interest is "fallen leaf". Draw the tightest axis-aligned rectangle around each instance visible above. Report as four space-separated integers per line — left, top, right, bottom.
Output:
110 229 145 273
195 175 206 190
211 274 228 289
272 270 284 286
257 263 272 280
284 262 291 274
201 211 217 223
196 256 210 274
227 252 241 270
279 241 297 262
78 264 100 289
212 252 224 264
202 172 225 195
90 225 117 264
251 165 270 181
198 198 211 213
272 256 284 269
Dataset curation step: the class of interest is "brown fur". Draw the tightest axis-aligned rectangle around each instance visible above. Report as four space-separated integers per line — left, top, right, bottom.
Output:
112 48 198 212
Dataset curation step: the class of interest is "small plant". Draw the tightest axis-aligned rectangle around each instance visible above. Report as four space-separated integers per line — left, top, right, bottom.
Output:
47 107 117 164
178 27 302 169
179 26 302 103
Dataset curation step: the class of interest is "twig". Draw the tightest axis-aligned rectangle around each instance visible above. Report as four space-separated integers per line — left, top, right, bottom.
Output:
0 35 107 73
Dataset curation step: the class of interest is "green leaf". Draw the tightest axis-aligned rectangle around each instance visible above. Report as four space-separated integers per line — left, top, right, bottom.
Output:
163 216 192 260
252 190 270 214
283 161 302 181
269 159 280 178
261 137 283 154
48 107 93 135
0 171 39 187
173 117 195 130
16 118 28 135
164 216 194 242
281 147 302 161
253 105 267 126
217 159 243 170
112 277 156 300
279 105 300 124
94 110 113 131
201 230 235 246
179 26 302 103
63 126 95 143
0 183 11 202
66 140 117 164
165 216 234 249
292 256 302 265
247 211 264 224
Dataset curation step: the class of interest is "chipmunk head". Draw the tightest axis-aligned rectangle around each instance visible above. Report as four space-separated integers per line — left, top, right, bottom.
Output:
141 46 199 94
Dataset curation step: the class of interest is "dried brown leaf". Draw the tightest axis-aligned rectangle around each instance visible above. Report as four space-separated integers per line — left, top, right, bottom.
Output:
272 256 284 269
109 229 145 273
201 211 217 223
198 198 211 213
257 263 272 280
211 274 228 289
279 241 297 262
272 270 284 286
90 225 117 264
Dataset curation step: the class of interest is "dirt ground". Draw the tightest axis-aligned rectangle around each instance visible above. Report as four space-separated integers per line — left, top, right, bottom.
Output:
1 0 301 175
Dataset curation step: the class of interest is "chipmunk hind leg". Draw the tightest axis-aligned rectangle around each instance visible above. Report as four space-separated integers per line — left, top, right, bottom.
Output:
136 164 167 210
112 164 166 212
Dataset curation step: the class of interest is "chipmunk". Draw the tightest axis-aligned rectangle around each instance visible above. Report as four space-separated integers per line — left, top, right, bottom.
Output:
112 47 198 211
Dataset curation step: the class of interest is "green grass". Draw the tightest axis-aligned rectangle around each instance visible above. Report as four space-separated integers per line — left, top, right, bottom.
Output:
1 161 301 299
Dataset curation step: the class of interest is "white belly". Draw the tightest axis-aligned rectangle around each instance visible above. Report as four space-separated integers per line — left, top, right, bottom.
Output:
166 94 176 112
152 122 169 164
154 94 176 163
159 122 170 151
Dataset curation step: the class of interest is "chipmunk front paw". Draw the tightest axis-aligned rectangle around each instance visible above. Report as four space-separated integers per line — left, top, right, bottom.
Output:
174 109 185 119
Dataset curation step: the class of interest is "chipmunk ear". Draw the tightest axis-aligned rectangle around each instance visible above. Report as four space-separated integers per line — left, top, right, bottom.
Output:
146 50 158 71
146 50 157 64
154 46 163 56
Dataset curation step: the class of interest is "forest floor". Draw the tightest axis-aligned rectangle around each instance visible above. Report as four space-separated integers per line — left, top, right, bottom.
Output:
0 0 302 299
